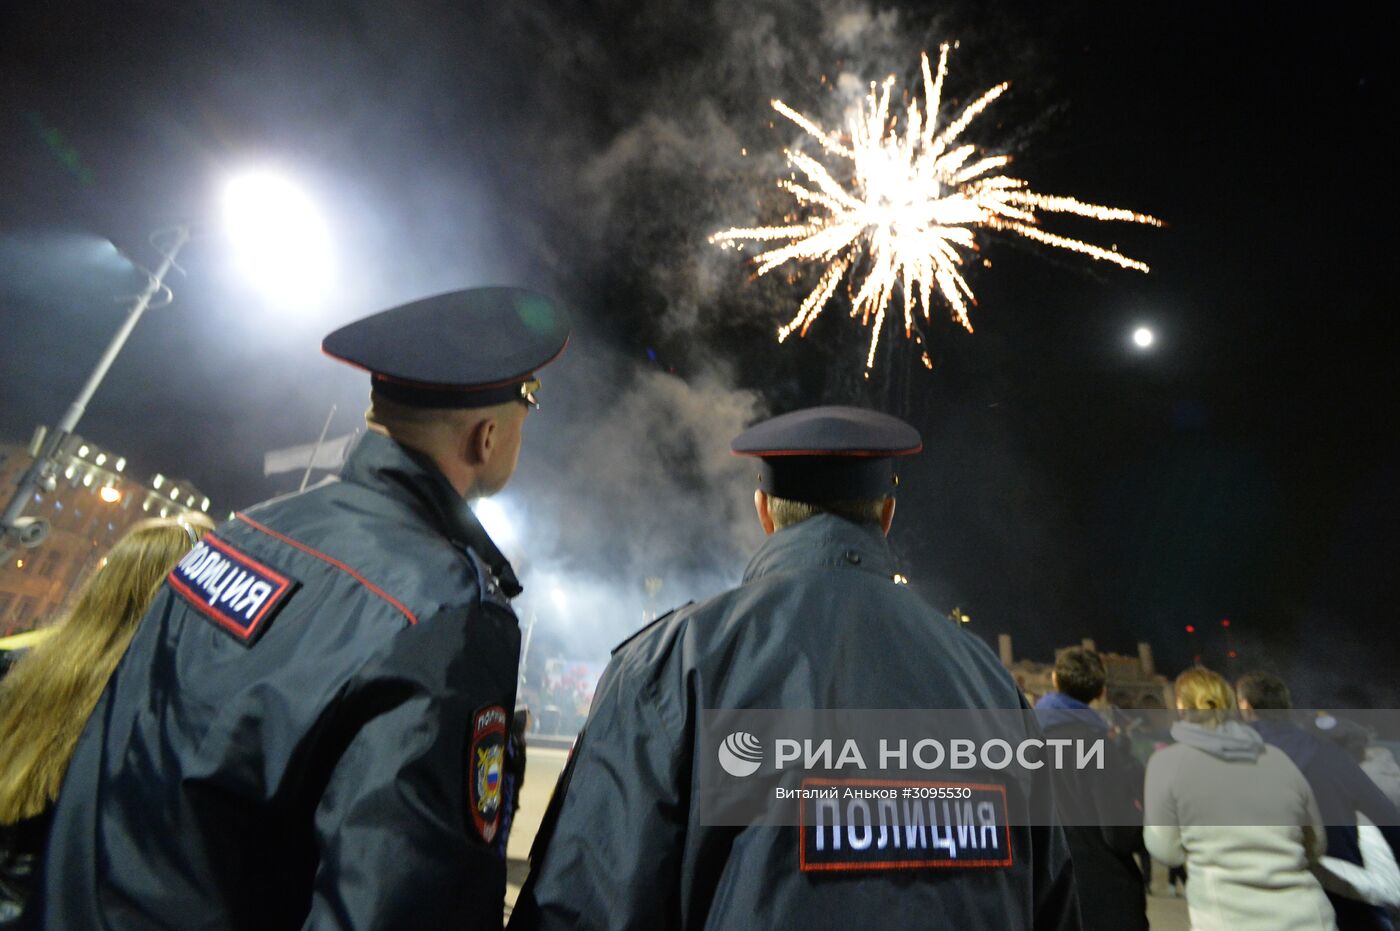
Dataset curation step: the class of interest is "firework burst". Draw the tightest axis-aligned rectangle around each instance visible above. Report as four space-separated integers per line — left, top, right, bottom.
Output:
711 44 1164 369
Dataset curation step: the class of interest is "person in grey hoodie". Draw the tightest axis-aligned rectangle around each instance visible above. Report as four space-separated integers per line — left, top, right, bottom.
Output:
1144 666 1335 931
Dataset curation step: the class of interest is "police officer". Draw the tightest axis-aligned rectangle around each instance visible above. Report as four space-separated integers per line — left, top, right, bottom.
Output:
30 287 568 929
510 405 1081 930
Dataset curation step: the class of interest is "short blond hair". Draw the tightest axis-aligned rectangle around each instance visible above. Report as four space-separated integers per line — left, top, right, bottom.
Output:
766 494 887 531
1174 667 1236 728
366 391 477 430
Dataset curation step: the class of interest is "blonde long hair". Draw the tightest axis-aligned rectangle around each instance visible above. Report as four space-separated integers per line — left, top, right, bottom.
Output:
1174 666 1237 728
0 515 213 823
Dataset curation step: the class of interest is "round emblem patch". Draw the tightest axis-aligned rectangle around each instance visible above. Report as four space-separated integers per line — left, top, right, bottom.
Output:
469 705 508 843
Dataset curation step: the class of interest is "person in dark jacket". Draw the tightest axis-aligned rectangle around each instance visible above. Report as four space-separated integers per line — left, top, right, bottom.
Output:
1033 647 1148 931
511 406 1081 930
28 287 568 929
1238 672 1400 931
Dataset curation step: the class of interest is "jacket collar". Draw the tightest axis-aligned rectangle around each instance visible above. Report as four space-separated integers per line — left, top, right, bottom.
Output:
742 512 897 584
340 431 522 596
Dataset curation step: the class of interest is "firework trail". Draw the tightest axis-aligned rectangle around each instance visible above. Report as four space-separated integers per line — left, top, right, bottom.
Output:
712 44 1164 369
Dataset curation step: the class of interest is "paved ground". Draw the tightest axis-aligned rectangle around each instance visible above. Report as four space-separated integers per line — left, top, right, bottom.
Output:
1146 880 1190 929
505 745 570 917
505 744 1190 928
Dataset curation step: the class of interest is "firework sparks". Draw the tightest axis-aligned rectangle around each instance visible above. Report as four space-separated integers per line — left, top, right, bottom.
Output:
711 44 1164 368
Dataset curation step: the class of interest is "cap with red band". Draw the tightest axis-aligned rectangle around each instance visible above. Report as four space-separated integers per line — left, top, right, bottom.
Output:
322 286 569 409
731 406 922 503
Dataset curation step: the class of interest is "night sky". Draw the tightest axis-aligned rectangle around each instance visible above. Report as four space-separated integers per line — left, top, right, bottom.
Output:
2 2 1394 704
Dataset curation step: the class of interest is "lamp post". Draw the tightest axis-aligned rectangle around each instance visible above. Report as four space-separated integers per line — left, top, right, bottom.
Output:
1 226 189 558
1 169 332 560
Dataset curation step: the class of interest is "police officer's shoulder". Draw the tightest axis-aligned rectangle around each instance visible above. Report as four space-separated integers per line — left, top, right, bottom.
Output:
214 488 478 637
610 601 696 658
460 545 513 611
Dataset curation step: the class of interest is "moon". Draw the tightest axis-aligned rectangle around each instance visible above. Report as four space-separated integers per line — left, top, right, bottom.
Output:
1132 326 1155 349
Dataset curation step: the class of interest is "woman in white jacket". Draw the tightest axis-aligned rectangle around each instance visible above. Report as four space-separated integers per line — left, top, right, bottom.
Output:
1144 667 1335 931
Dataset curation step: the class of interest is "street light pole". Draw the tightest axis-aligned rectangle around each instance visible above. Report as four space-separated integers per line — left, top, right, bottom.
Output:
1 225 191 558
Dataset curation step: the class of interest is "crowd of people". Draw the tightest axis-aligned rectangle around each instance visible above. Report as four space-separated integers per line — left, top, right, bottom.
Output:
1037 648 1400 930
0 287 1397 929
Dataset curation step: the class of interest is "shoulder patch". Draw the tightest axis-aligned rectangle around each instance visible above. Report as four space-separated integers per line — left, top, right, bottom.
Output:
611 602 694 656
469 704 508 844
798 779 1013 872
168 535 298 646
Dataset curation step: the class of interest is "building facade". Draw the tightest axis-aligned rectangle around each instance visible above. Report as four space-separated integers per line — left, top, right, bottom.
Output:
0 435 215 636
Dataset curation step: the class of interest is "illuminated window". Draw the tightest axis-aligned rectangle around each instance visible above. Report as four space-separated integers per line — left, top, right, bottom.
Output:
78 445 90 457
115 457 126 472
95 453 107 466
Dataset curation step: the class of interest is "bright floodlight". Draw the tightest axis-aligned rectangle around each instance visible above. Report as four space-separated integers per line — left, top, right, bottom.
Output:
1132 326 1155 349
223 170 333 305
472 497 516 547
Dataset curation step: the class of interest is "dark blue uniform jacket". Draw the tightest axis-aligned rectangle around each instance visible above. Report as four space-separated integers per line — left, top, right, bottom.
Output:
1252 719 1400 931
29 432 522 930
511 513 1081 930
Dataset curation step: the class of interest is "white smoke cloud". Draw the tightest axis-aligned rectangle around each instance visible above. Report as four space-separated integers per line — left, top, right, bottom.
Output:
499 358 767 659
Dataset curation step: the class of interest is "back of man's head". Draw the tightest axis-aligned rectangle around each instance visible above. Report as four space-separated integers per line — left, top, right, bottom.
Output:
731 406 920 537
1237 672 1292 710
1054 647 1107 704
366 390 526 499
765 495 889 531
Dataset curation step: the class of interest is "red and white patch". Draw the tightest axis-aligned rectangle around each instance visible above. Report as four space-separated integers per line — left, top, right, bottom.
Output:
798 779 1012 872
167 535 297 645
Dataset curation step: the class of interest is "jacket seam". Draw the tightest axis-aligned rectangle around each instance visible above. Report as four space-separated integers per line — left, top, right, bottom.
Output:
235 512 419 626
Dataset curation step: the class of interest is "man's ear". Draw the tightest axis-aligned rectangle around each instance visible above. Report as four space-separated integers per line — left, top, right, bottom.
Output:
880 496 896 536
464 415 497 467
1051 670 1059 691
754 489 776 536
